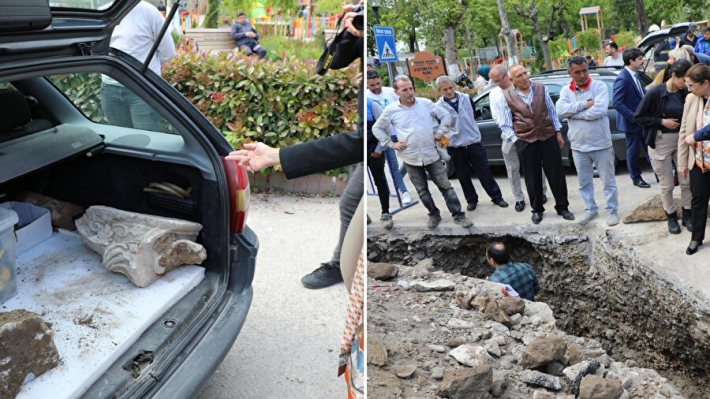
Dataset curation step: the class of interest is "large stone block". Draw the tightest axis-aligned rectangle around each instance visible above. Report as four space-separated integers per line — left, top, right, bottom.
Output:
0 310 59 399
75 206 206 288
435 365 493 399
520 337 567 369
578 376 624 399
623 194 683 223
564 359 602 394
19 191 84 231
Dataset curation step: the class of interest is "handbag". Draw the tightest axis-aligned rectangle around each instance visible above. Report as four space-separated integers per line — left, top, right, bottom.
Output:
695 140 710 173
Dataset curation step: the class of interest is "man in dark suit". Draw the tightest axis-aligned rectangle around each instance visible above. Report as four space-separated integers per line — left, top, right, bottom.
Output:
612 48 652 188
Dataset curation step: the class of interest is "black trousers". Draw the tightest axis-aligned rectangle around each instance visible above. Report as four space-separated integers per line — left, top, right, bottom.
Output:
368 154 390 214
689 166 710 242
516 135 569 213
447 143 503 205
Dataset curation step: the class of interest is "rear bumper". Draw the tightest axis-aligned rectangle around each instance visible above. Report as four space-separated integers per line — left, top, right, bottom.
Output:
149 288 254 399
146 226 259 398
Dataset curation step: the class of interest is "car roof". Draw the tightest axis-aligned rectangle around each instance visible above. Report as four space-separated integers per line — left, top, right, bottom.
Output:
474 72 616 100
637 22 694 51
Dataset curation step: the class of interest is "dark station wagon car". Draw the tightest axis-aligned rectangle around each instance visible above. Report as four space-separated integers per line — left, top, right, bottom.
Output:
0 1 256 398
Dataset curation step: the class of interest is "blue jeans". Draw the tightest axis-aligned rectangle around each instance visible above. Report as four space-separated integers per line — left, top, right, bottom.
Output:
101 83 161 131
572 147 619 215
384 148 409 194
404 160 464 219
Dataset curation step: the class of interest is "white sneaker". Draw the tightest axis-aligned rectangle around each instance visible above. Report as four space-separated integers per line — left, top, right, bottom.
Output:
401 192 412 204
607 213 620 226
578 212 598 225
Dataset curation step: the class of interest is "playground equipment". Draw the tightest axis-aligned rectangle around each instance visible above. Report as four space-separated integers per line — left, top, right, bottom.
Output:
579 6 604 40
498 29 534 64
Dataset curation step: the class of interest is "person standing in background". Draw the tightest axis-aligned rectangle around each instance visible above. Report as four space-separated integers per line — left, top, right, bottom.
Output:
613 47 653 189
489 65 549 213
101 0 176 131
557 56 620 227
603 42 624 67
366 70 413 204
435 75 509 212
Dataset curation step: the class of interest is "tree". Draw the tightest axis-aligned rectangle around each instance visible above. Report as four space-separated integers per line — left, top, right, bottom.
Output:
635 0 649 36
513 0 563 71
498 0 518 65
204 0 221 28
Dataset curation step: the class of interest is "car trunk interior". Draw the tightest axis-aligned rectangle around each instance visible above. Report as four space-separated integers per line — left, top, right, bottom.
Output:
0 152 226 398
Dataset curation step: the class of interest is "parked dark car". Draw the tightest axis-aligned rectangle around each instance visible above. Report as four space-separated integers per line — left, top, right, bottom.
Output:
0 1 256 398
444 67 651 177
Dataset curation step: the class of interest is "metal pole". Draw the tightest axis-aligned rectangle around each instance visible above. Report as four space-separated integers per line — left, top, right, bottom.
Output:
371 5 394 84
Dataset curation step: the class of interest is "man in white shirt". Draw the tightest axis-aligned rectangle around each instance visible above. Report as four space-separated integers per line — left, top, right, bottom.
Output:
366 70 412 204
602 41 624 67
488 65 548 212
373 75 473 229
101 1 176 131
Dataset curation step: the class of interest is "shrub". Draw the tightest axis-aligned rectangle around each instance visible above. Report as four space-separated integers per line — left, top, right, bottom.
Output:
163 50 359 151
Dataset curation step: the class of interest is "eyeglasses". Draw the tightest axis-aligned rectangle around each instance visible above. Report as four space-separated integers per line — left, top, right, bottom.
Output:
688 82 698 90
492 75 507 84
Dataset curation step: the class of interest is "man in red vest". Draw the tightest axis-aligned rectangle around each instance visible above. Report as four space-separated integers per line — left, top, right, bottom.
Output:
498 65 574 224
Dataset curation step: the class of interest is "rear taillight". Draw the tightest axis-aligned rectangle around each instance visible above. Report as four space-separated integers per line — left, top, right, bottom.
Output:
222 158 250 233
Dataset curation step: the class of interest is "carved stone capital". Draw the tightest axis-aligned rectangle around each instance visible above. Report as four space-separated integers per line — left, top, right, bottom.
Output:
75 206 206 288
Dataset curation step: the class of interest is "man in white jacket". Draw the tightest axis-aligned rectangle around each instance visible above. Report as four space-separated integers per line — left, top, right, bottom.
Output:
556 56 619 226
101 1 176 131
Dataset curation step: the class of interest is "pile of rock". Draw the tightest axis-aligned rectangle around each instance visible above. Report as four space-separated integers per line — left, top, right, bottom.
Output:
367 261 684 399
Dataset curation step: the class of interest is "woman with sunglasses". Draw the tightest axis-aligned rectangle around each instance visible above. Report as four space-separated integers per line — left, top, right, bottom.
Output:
678 63 710 254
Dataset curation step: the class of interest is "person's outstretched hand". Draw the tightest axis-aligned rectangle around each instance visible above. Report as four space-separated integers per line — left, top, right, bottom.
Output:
226 142 281 172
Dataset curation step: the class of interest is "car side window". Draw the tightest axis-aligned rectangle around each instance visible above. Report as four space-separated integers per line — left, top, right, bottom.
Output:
546 84 562 104
475 94 493 121
603 81 614 108
47 72 180 135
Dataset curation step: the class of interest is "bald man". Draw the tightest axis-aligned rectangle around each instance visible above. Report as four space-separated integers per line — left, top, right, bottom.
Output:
498 65 573 224
489 65 548 212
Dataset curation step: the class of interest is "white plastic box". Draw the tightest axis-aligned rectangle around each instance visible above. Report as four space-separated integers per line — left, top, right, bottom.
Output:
0 201 52 255
0 206 19 305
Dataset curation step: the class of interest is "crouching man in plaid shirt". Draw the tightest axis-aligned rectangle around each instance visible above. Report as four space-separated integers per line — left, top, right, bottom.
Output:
486 242 540 301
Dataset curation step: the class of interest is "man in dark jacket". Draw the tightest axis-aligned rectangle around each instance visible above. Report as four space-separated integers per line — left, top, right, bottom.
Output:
613 48 652 188
230 12 267 59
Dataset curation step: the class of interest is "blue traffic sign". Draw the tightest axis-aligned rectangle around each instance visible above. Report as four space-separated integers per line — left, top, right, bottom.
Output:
374 26 398 62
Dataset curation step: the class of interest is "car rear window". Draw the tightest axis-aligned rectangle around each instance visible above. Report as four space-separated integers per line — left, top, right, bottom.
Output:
50 0 118 10
47 72 180 135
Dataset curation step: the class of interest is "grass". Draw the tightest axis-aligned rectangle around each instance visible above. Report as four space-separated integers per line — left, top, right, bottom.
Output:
259 35 324 62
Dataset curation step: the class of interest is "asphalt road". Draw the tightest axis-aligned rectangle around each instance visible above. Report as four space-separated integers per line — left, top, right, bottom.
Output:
196 193 346 399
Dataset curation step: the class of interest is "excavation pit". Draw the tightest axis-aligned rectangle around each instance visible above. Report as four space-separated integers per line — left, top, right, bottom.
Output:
368 226 710 398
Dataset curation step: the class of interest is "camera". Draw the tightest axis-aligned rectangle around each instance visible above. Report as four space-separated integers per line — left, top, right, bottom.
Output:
351 5 364 32
455 73 475 89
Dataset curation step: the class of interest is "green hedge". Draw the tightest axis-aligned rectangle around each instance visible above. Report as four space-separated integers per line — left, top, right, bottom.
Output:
163 50 359 150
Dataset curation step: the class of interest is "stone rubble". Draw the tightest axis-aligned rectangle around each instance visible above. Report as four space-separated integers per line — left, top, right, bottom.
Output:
367 261 686 399
0 310 59 399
